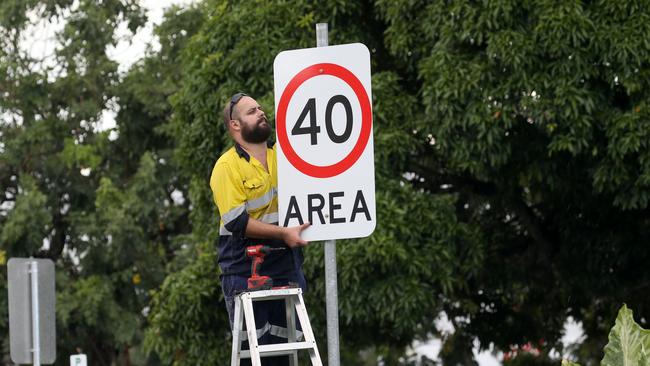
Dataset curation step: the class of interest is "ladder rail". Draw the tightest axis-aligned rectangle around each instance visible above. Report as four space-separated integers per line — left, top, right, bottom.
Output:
230 288 322 366
241 293 262 366
231 297 244 366
294 292 323 365
285 295 299 366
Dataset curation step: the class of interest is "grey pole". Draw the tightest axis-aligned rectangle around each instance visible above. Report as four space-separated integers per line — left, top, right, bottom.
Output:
316 22 341 366
29 260 41 366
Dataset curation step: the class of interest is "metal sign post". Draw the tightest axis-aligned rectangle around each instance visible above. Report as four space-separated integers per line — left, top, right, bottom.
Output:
30 261 41 366
8 257 56 365
317 22 341 366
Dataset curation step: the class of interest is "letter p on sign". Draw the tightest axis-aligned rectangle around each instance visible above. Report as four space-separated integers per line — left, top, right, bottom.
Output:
274 43 376 241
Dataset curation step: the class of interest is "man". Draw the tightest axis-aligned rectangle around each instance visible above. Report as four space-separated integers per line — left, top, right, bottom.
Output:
210 92 310 365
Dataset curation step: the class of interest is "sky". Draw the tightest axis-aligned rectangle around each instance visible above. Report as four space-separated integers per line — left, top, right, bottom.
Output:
16 1 585 364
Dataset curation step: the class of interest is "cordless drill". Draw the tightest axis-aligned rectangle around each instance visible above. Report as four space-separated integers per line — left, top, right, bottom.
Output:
246 245 285 290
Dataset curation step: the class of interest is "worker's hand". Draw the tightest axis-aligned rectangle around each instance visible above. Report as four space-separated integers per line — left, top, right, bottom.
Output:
282 223 310 248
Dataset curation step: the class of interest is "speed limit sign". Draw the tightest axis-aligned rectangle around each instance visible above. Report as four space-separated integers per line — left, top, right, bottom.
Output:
273 43 376 241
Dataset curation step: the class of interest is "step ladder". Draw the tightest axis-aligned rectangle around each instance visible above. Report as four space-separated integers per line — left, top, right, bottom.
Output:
231 287 323 366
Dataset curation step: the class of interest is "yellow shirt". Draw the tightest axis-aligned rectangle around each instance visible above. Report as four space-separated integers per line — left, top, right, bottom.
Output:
210 142 278 236
210 141 302 278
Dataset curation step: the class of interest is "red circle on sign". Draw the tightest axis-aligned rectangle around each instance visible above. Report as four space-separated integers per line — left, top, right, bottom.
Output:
276 63 372 178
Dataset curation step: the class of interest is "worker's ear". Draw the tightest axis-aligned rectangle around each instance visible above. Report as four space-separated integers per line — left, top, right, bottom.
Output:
229 119 240 130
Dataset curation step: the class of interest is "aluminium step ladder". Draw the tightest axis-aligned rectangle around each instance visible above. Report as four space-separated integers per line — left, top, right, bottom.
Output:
231 287 323 366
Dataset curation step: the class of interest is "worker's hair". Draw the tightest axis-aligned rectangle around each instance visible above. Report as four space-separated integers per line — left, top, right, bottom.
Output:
222 101 234 130
223 92 248 130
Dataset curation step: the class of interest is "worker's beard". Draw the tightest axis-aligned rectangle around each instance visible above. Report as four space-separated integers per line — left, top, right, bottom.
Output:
241 117 272 144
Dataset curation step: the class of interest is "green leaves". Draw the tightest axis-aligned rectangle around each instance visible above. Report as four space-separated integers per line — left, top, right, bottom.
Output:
562 304 650 366
144 243 228 366
562 360 581 366
601 305 650 366
0 176 51 255
148 0 650 363
60 137 103 170
1 0 191 362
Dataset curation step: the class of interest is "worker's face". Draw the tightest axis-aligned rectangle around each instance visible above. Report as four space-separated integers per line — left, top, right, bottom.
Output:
233 96 271 143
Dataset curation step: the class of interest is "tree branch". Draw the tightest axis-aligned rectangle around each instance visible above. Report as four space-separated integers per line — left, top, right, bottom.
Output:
409 159 555 260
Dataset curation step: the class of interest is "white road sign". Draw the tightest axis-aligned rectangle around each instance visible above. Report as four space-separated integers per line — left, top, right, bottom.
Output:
70 354 87 366
274 43 376 241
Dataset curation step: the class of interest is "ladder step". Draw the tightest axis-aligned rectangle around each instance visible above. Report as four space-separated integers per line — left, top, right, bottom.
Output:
239 341 317 358
245 288 302 301
260 341 316 353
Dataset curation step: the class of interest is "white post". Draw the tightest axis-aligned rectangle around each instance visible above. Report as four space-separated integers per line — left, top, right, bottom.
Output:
316 22 341 366
29 260 41 366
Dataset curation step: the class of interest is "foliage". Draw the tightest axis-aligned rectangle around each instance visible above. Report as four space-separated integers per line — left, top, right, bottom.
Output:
147 0 484 363
562 304 650 366
0 0 199 364
144 242 228 365
376 0 650 362
562 360 581 366
601 305 650 366
0 176 51 255
150 0 650 363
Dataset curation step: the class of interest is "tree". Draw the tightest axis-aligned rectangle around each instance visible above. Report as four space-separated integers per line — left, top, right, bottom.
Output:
0 1 198 364
378 0 650 363
147 0 650 364
146 0 481 364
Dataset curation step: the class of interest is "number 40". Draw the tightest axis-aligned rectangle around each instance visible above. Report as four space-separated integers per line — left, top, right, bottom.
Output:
292 95 353 145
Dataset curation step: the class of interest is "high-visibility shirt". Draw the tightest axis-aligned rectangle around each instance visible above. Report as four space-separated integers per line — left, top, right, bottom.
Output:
209 141 303 278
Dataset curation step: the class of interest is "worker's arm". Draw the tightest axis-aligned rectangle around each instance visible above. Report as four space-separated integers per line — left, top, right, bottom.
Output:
211 161 251 235
211 161 310 247
246 219 310 248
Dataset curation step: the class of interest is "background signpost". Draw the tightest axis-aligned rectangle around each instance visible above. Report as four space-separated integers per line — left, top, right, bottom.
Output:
8 258 56 365
273 23 376 366
70 354 87 366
